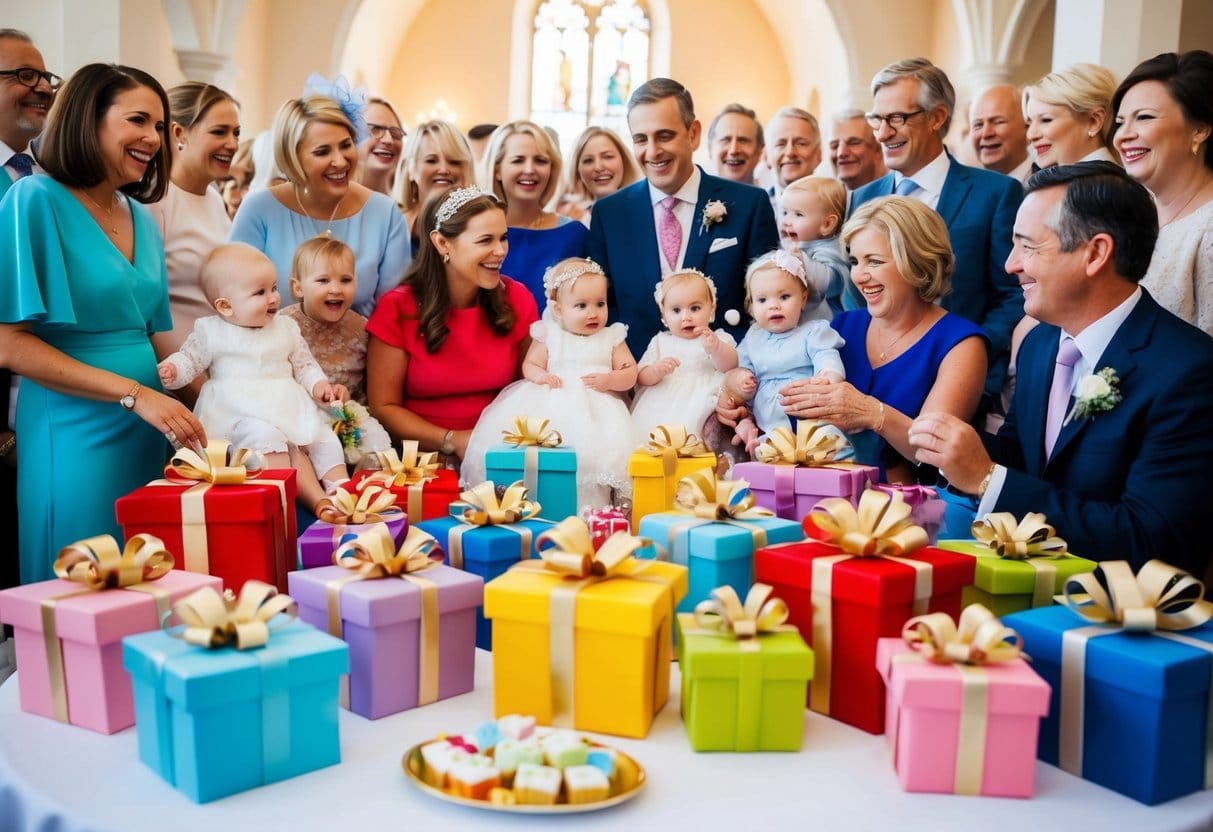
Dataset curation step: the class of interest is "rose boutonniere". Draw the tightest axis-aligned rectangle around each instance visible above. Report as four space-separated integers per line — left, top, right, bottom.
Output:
1064 367 1121 424
700 199 727 233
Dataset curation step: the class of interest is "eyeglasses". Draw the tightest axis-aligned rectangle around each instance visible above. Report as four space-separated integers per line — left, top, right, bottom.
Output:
0 67 62 91
865 109 926 130
367 122 405 141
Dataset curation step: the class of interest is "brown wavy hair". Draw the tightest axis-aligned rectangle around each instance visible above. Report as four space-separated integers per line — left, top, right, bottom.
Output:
405 188 515 353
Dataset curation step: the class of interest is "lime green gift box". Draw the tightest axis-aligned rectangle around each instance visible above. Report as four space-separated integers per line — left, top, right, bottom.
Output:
675 594 813 752
936 540 1097 617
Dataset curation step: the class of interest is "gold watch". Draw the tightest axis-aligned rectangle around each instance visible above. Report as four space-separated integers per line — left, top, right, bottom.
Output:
119 382 141 411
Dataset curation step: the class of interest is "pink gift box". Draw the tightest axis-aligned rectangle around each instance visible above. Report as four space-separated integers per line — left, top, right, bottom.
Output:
876 637 1051 797
733 461 879 522
875 484 945 544
0 570 221 733
298 514 408 569
584 507 630 551
288 564 483 719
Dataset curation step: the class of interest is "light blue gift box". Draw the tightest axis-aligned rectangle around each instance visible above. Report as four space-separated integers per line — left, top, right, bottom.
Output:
484 444 578 522
122 622 349 803
636 511 804 613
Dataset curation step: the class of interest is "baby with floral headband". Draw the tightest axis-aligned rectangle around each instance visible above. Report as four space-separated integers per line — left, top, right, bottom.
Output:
461 257 638 506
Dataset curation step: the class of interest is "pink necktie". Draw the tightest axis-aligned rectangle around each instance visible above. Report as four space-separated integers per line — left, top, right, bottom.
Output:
658 196 681 270
1044 337 1081 457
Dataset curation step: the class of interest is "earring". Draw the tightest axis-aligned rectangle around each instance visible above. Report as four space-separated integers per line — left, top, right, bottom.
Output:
1088 130 1097 137
443 252 450 264
176 142 184 151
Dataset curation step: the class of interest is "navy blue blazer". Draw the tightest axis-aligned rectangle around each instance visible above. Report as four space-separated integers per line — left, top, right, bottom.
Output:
586 167 779 355
985 291 1213 576
850 158 1023 398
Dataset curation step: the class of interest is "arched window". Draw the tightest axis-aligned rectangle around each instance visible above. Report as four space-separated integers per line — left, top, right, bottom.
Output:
530 0 650 152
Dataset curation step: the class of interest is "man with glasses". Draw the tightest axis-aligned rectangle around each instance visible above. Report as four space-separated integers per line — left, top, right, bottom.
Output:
0 29 57 200
851 57 1023 413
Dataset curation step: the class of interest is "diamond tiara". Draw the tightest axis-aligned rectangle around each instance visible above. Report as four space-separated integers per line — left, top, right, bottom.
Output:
653 268 719 309
542 258 605 297
435 186 485 227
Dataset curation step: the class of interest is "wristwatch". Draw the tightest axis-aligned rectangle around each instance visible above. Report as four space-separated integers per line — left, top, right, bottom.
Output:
439 429 456 456
119 382 141 411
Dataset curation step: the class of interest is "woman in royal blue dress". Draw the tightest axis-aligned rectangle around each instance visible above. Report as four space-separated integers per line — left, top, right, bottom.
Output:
0 64 206 584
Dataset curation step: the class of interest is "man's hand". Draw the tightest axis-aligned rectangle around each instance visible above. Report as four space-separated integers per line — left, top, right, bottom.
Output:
908 411 993 494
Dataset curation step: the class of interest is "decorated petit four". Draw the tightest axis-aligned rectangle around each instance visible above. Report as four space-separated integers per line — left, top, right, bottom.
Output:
564 765 610 804
540 730 588 769
448 756 502 800
494 738 545 780
496 713 536 741
419 740 470 788
513 762 562 805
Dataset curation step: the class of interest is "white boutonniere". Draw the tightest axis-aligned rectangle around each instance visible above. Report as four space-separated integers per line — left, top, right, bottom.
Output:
1064 367 1121 425
700 199 727 233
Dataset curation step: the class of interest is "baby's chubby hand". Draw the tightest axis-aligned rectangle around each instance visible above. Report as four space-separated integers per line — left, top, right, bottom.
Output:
312 380 346 403
652 356 679 379
538 373 563 389
581 372 611 393
158 362 177 385
697 328 722 354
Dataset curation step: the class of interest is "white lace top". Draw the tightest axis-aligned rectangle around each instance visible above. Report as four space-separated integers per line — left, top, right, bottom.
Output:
1141 199 1213 335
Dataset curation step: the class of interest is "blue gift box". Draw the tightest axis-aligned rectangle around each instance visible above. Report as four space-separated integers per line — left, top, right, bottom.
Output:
122 622 349 803
484 444 578 522
1003 604 1213 805
416 513 556 650
636 511 804 613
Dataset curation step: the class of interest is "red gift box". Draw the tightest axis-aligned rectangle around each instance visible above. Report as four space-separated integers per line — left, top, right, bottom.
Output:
344 468 460 522
583 506 631 551
754 501 974 734
115 469 297 592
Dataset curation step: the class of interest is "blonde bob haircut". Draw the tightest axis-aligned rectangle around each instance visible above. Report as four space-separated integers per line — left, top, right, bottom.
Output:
482 120 562 207
841 196 953 303
272 95 356 187
398 120 473 212
1023 63 1119 150
560 125 640 204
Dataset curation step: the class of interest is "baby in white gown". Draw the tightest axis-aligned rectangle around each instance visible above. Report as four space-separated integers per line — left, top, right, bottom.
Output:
158 243 349 514
462 258 638 506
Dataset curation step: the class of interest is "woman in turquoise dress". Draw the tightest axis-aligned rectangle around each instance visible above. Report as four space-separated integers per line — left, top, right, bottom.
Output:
0 64 206 584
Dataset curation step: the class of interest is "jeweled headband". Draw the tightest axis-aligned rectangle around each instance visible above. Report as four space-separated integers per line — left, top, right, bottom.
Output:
653 268 719 309
543 258 605 298
435 186 486 227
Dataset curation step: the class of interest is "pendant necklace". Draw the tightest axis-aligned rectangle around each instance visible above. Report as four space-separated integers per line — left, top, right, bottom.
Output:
876 311 926 363
82 189 120 235
295 185 344 236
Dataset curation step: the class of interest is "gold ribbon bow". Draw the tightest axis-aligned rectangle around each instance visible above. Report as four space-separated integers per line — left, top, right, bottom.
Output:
754 420 850 466
1062 559 1212 632
641 424 712 477
54 533 174 590
972 512 1068 559
459 481 542 526
902 603 1022 665
501 416 563 448
175 581 296 650
316 485 402 526
808 488 929 556
364 441 440 487
673 470 774 521
166 440 256 484
692 583 792 640
533 517 647 579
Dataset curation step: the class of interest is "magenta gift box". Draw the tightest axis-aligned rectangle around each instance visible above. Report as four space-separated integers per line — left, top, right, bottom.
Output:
733 461 879 522
0 570 221 733
876 638 1051 797
288 565 483 719
298 515 408 570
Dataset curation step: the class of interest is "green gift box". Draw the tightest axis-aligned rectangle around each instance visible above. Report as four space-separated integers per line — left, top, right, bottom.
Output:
936 540 1097 617
676 600 813 752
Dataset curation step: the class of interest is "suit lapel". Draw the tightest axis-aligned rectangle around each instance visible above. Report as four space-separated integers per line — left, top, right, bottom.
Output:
683 172 716 271
936 157 971 227
626 181 662 281
1019 330 1057 472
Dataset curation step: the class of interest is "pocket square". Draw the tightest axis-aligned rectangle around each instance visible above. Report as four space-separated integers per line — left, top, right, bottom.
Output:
708 237 738 253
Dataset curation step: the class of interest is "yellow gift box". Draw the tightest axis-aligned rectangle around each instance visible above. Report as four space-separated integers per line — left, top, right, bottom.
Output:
628 425 717 533
483 520 688 738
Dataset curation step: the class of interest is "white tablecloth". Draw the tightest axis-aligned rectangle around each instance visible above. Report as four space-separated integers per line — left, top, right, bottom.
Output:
1 650 1212 832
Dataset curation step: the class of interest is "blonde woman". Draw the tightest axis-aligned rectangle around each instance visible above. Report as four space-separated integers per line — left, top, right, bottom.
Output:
397 119 474 255
1023 63 1119 168
556 125 640 225
482 120 588 309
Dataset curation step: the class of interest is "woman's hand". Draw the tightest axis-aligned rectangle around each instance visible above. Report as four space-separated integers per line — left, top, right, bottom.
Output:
779 378 879 434
133 388 207 450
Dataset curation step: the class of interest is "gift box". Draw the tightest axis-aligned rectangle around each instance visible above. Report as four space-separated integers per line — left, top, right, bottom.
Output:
583 506 631 550
346 467 460 523
484 519 688 738
299 487 407 570
115 451 297 592
753 491 974 733
0 537 220 734
676 585 814 752
875 607 1051 797
734 461 879 522
875 484 945 544
289 528 482 719
485 445 578 522
123 608 349 803
628 425 718 532
1003 560 1213 805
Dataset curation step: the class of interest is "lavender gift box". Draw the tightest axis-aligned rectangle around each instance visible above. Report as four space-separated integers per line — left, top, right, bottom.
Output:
733 461 879 522
298 515 408 570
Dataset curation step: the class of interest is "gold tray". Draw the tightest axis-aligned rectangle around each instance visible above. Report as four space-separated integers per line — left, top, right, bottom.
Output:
401 738 646 814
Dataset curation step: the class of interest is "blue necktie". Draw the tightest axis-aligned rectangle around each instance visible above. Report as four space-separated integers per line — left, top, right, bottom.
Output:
894 177 918 196
8 153 33 179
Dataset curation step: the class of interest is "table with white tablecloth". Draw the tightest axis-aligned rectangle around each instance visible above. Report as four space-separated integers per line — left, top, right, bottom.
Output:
1 649 1211 832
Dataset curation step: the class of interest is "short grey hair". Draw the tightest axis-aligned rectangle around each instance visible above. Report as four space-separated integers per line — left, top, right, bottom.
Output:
770 106 821 145
831 107 867 123
628 78 695 128
708 103 764 148
0 29 34 43
871 57 956 135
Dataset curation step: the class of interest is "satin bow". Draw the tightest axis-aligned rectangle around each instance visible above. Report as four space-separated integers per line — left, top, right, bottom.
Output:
642 424 712 476
534 517 645 579
459 481 541 526
1062 559 1212 632
902 603 1023 665
502 416 562 448
693 583 791 639
175 581 296 650
333 524 442 578
167 440 257 484
808 488 929 556
673 470 773 521
54 533 174 590
316 485 401 525
364 441 440 487
971 512 1068 559
753 420 849 466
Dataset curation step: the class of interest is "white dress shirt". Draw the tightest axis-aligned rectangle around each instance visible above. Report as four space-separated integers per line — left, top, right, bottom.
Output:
648 166 701 275
893 150 950 211
0 138 42 183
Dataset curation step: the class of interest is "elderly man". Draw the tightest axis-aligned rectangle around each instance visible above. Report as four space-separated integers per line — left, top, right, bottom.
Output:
0 29 55 199
910 162 1213 577
708 103 763 185
851 57 1023 406
828 108 887 191
969 84 1032 185
587 78 778 355
763 106 822 206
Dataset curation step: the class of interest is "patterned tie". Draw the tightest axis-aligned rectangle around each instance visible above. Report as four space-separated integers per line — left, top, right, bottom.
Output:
658 195 681 270
1044 337 1081 458
893 177 918 196
8 152 33 179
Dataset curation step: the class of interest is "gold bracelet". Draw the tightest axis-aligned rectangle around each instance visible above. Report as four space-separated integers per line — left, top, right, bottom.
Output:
872 399 886 433
0 431 14 459
976 462 997 497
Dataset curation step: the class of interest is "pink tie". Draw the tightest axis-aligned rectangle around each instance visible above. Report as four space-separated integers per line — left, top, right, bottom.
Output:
1044 337 1081 457
658 196 681 270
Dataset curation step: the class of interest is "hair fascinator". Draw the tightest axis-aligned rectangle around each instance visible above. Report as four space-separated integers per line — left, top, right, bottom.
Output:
543 258 605 298
653 267 719 309
303 73 369 143
435 186 486 227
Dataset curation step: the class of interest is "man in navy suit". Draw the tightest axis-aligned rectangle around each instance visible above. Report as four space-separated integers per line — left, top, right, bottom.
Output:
910 162 1213 578
851 58 1023 408
587 78 779 356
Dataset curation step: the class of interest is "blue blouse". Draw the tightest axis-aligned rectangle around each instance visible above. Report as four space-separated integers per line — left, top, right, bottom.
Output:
502 218 589 311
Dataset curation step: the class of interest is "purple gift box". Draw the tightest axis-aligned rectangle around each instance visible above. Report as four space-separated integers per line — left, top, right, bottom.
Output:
288 564 482 719
875 484 944 544
298 515 408 570
733 461 879 522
